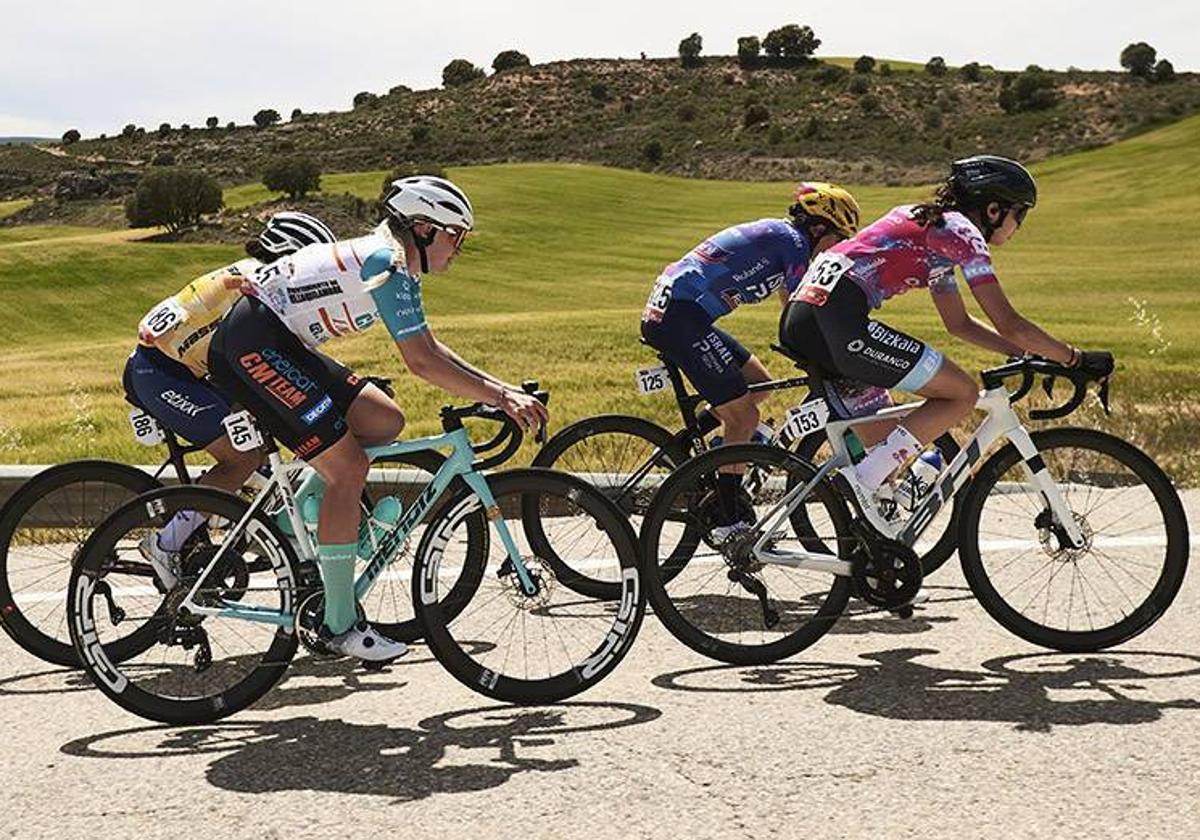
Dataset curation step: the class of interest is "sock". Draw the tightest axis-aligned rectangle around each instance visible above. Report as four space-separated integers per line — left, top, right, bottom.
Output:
318 543 358 635
716 473 743 526
856 425 922 490
157 509 205 553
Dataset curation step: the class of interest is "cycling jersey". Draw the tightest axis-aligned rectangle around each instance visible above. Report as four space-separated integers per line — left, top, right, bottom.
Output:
792 206 997 311
249 222 428 348
137 258 257 377
644 219 813 322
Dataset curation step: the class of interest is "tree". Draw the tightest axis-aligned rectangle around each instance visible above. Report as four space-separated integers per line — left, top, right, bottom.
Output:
443 59 485 87
998 67 1058 113
253 108 281 128
61 129 81 145
925 56 947 76
737 36 761 70
262 156 322 199
353 91 379 109
226 121 236 130
859 94 881 113
879 62 893 77
848 76 869 95
410 124 431 144
291 108 303 120
1120 42 1157 78
589 82 610 102
960 61 983 82
206 116 219 130
157 123 172 138
492 50 531 73
854 55 875 74
642 139 663 165
743 102 770 127
121 123 137 139
762 24 821 64
1154 58 1176 83
124 169 222 233
678 32 703 68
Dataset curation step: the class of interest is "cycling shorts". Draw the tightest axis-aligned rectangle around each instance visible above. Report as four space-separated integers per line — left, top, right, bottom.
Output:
779 279 943 392
123 345 232 447
208 296 368 460
640 300 752 407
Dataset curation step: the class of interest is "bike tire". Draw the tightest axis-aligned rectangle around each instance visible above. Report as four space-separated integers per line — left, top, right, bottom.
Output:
958 428 1188 652
414 468 645 704
0 460 161 666
641 444 855 665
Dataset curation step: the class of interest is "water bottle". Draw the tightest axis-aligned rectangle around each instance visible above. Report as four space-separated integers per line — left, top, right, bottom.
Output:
895 447 944 511
357 496 402 560
301 493 322 538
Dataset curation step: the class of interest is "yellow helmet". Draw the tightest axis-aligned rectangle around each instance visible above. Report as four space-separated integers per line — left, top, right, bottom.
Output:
789 182 861 239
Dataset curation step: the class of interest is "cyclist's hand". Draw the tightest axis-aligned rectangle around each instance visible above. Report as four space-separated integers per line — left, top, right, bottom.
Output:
498 388 549 434
1073 350 1115 380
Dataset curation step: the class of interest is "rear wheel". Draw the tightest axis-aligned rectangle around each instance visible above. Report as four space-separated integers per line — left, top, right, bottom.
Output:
0 461 160 666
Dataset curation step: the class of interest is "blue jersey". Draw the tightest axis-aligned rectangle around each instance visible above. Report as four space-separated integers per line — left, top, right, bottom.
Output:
643 219 814 322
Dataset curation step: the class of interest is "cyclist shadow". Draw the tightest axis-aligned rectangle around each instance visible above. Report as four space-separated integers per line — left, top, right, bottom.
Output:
652 648 1200 733
59 701 662 801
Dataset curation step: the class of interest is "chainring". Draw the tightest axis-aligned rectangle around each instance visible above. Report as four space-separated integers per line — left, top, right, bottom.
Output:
850 538 923 609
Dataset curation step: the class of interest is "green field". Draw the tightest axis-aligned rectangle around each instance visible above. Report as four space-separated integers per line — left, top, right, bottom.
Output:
2 116 1198 480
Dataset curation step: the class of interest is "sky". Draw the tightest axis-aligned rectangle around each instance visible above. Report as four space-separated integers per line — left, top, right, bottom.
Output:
2 0 1197 137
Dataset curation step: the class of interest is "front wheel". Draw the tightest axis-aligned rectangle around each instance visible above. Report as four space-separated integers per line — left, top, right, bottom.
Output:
414 468 646 704
958 428 1188 652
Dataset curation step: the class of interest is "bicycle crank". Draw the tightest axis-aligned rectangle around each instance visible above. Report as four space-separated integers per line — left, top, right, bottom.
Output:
851 538 923 612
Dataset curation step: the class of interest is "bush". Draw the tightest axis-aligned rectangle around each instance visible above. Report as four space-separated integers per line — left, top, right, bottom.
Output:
493 50 531 73
848 76 869 95
859 94 881 113
1154 59 1176 84
180 124 190 133
814 64 847 85
743 103 770 127
590 82 610 102
151 151 176 166
226 121 236 130
121 124 137 139
61 129 81 145
923 106 944 129
443 59 485 87
389 84 412 96
998 67 1059 113
124 169 222 233
410 124 431 144
679 32 703 68
262 156 321 199
206 116 219 130
960 61 983 82
291 108 303 120
677 103 697 122
879 62 893 77
802 116 820 138
1120 42 1157 78
767 124 784 145
157 123 172 138
737 36 760 70
854 55 875 74
253 109 281 128
762 24 821 64
925 56 947 76
642 139 664 164
353 91 379 109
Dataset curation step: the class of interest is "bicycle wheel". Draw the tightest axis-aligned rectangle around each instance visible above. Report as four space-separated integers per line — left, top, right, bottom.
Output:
793 431 962 577
414 468 645 703
532 414 692 598
0 461 160 666
68 486 301 724
360 451 487 643
959 428 1188 652
641 444 855 665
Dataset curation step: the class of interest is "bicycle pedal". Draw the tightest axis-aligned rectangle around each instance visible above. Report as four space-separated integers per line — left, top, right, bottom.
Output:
360 656 402 673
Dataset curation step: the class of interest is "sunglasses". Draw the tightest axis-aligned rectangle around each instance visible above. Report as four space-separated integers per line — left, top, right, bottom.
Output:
441 226 469 250
1012 203 1031 227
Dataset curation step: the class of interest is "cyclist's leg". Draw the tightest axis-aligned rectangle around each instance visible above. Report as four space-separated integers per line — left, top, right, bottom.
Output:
306 351 405 446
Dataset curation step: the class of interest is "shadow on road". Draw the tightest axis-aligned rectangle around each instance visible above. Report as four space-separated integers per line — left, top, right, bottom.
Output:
652 648 1200 732
59 701 662 801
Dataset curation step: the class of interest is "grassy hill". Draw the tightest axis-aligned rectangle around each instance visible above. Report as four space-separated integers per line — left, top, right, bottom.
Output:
0 115 1197 480
3 56 1199 199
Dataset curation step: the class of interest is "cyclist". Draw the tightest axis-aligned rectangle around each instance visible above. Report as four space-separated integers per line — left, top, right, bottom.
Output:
207 176 548 662
129 212 338 587
779 155 1113 512
640 182 861 539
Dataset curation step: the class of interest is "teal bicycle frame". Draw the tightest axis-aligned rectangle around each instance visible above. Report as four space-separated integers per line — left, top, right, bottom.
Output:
178 425 538 628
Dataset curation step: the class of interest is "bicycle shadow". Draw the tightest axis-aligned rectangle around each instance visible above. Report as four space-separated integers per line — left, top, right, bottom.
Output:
60 701 662 801
652 648 1200 733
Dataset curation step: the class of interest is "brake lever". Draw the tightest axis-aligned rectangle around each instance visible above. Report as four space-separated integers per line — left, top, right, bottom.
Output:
1041 375 1056 398
1098 379 1112 415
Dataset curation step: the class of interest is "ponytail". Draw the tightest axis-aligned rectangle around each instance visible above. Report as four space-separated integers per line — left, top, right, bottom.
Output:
909 180 958 229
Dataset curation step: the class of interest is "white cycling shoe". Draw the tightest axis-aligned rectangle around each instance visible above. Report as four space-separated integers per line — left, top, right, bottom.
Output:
709 519 755 545
326 621 408 663
138 533 181 591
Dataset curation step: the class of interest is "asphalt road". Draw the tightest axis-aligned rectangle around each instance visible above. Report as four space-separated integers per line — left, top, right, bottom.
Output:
2 500 1199 840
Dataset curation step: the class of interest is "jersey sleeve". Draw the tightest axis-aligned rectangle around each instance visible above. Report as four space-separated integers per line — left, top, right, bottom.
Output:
362 248 428 341
932 214 998 290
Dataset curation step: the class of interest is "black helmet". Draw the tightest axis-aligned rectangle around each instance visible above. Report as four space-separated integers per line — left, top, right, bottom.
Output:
948 155 1037 209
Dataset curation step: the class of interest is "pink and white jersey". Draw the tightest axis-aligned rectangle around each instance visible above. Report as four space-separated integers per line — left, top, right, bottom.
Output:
825 205 998 309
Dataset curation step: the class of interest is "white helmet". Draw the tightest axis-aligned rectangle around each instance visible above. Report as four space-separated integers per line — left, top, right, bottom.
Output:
256 211 336 258
382 176 474 231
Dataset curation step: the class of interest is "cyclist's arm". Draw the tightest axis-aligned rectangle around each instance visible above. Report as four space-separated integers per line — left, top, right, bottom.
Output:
431 337 518 391
931 286 1024 356
969 282 1075 364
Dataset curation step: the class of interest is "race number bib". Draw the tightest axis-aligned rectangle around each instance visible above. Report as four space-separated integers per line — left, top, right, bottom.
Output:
128 408 165 446
782 399 830 441
140 298 188 339
642 275 674 322
635 365 670 395
792 252 855 307
223 410 264 452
